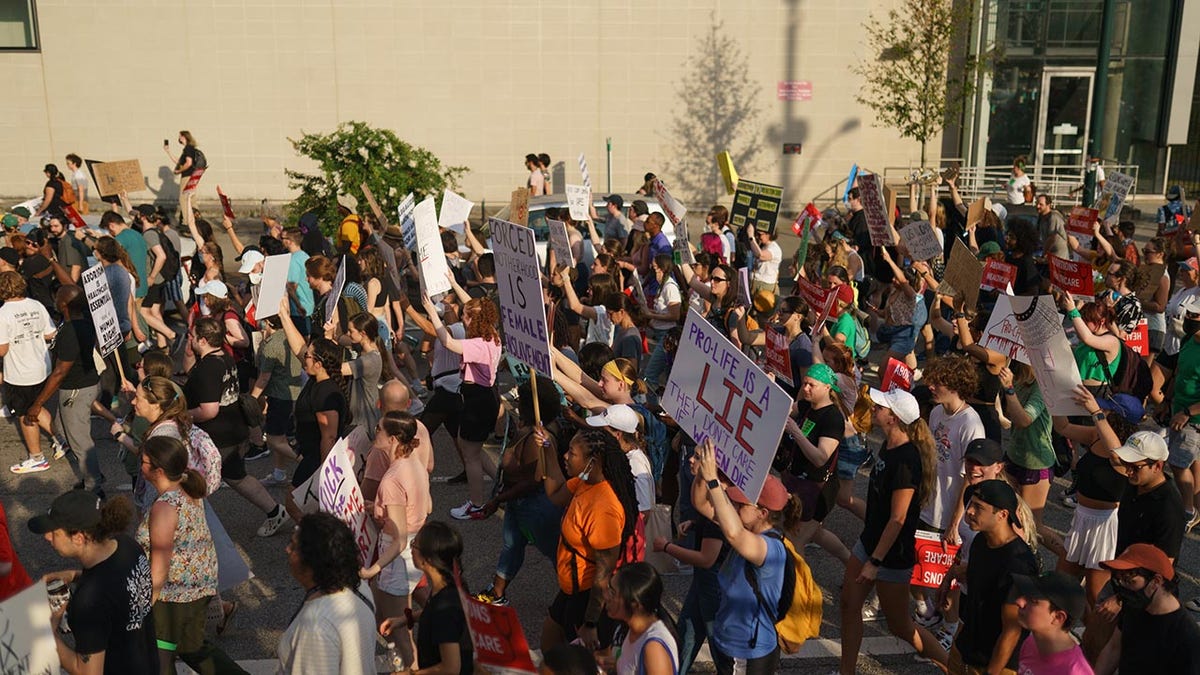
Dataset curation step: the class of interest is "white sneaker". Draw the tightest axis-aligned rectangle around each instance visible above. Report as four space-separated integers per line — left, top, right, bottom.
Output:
10 457 50 474
256 508 290 537
449 500 486 520
861 594 882 621
52 438 69 460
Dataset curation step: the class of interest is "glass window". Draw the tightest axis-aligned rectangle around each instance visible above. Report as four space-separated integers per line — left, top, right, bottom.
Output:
985 62 1044 166
0 0 37 50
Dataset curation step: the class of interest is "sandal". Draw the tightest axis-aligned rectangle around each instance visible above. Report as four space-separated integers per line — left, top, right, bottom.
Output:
217 600 237 635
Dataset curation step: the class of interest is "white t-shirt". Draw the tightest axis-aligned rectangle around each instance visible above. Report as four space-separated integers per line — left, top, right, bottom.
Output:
627 448 655 512
528 169 545 196
0 298 54 385
754 241 783 285
276 582 375 675
1006 174 1031 204
650 277 681 331
72 167 89 196
920 403 985 530
585 304 615 346
616 619 679 675
430 322 465 393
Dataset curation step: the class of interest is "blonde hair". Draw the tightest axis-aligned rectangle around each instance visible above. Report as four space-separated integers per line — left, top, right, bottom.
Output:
900 417 937 508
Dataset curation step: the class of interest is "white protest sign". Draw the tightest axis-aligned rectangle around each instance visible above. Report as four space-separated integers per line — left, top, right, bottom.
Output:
396 192 417 250
652 178 687 226
438 189 473 235
254 254 291 319
292 473 320 516
565 184 590 221
324 255 346 322
0 582 60 674
737 267 753 307
318 437 379 567
1100 171 1134 225
81 263 123 356
578 153 591 192
674 217 696 265
663 310 791 502
414 197 452 298
547 219 574 268
1010 295 1088 416
489 218 552 377
979 294 1030 364
899 221 942 261
630 270 648 308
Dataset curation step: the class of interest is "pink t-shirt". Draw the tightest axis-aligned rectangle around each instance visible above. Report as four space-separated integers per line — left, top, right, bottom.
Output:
1017 639 1094 675
459 337 502 386
375 455 431 534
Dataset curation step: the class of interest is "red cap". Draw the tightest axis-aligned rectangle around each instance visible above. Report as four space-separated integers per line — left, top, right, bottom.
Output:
726 475 789 511
1101 543 1174 581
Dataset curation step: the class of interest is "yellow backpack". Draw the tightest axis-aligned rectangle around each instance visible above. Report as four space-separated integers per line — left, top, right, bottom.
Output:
745 531 823 654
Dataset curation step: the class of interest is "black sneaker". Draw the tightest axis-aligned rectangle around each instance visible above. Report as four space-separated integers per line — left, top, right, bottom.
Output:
245 445 270 462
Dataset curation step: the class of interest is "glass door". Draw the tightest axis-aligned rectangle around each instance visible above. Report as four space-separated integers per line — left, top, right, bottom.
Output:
1034 69 1094 171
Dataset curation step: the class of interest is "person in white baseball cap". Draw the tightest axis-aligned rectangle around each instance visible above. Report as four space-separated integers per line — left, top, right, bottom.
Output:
868 387 921 424
585 403 641 434
586 404 654 515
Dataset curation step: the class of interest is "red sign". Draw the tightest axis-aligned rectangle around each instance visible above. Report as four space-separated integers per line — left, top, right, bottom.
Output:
1067 206 1098 238
1048 255 1094 296
1127 319 1149 356
764 328 794 387
794 274 831 312
776 80 813 101
217 186 235 219
62 204 87 231
910 530 960 589
881 358 913 392
457 580 537 674
980 260 1017 293
182 168 205 193
811 292 836 341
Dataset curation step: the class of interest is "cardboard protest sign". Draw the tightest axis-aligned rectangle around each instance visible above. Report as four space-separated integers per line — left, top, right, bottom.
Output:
182 168 205 193
718 150 739 195
630 270 648 308
981 260 1017 293
910 530 960 589
1048 255 1094 297
508 187 530 226
1010 295 1088 416
980 294 1030 364
0 582 60 674
254 254 291 319
414 197 452 298
730 179 783 234
93 159 144 196
899 221 942 261
325 255 347 322
577 153 591 192
547 219 574 269
564 184 590 221
489 218 553 377
737 267 753 307
764 328 794 387
884 184 898 227
1100 171 1134 225
456 577 538 674
396 192 417 250
1127 319 1149 356
651 178 687 226
794 274 831 312
359 183 389 227
966 196 990 228
857 173 891 247
438 189 473 235
82 263 124 356
217 186 235 219
663 310 791 501
940 239 984 311
317 438 378 567
881 357 913 391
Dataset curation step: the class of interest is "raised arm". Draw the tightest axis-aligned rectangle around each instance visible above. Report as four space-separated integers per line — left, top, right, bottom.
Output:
277 298 308 357
692 440 768 566
220 215 247 255
422 294 465 354
557 265 598 320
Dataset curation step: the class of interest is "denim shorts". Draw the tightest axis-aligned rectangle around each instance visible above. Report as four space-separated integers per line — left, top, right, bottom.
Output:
852 541 913 584
1168 425 1200 469
836 434 870 480
877 323 916 355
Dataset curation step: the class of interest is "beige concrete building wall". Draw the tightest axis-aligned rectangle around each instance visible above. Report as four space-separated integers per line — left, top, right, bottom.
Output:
0 0 934 212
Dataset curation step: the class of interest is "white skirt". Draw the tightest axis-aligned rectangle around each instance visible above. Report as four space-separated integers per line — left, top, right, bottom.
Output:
376 532 423 596
1063 505 1119 570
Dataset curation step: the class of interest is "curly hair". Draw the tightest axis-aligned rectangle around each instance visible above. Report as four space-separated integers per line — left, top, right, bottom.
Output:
463 297 500 344
295 512 361 593
73 495 135 543
923 353 980 399
0 271 27 300
573 429 639 547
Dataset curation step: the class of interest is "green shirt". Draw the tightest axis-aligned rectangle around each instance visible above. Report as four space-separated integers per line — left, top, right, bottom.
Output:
257 330 301 401
833 312 856 347
115 228 149 299
1173 336 1200 423
1006 382 1053 470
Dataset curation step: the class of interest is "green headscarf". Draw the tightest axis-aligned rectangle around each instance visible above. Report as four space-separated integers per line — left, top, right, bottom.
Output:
805 363 840 392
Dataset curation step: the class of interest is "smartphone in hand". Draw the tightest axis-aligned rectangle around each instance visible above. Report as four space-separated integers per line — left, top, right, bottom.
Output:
163 139 169 147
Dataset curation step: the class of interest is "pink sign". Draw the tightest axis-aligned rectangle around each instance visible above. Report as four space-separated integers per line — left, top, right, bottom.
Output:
764 329 793 387
777 81 813 101
1048 255 1094 297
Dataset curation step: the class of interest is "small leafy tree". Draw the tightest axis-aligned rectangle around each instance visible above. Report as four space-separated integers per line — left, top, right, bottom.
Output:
285 121 468 234
667 17 763 206
851 0 993 167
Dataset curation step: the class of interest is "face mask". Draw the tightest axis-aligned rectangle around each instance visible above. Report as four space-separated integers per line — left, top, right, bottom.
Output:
248 272 263 286
1184 318 1200 339
1114 581 1155 612
578 457 595 482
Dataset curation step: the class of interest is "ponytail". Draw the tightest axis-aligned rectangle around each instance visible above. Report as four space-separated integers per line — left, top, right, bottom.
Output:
180 469 208 500
769 494 804 534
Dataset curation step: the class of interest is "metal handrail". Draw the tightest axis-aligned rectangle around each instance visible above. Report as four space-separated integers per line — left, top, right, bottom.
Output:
881 163 1140 203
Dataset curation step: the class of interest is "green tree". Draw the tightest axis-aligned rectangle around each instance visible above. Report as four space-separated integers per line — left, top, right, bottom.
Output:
285 121 467 234
851 0 993 167
667 17 763 206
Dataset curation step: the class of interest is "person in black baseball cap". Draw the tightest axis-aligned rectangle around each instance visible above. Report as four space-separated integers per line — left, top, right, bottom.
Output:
1012 571 1091 672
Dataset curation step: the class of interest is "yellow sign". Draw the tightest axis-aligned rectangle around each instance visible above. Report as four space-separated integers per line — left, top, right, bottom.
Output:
717 151 739 195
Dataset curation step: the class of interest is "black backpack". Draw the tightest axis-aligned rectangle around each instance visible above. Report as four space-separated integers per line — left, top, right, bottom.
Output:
1098 343 1152 403
192 148 208 171
157 230 182 283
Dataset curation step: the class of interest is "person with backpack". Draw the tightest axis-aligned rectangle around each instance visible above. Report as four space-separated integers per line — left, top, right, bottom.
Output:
167 130 206 196
839 387 948 674
1058 294 1151 403
605 562 679 675
137 205 186 353
690 439 802 675
702 206 734 265
34 163 69 218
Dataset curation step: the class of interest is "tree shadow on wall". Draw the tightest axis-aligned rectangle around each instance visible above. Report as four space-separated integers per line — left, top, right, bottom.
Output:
665 16 765 207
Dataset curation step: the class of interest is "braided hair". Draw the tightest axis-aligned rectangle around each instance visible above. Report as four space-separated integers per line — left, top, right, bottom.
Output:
310 337 350 404
574 429 638 546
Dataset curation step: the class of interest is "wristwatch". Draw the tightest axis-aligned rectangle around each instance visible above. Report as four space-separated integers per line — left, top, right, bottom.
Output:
1004 387 1016 396
706 479 720 490
1091 411 1106 422
868 556 884 567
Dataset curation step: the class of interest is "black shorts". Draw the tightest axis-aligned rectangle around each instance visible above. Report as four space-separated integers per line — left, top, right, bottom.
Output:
293 449 320 488
420 387 463 438
1158 350 1179 372
263 397 294 437
3 382 41 417
783 474 837 523
547 590 620 649
219 441 248 481
141 283 164 307
458 383 499 442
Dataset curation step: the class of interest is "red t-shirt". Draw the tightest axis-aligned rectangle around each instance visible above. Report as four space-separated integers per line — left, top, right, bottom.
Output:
0 501 32 601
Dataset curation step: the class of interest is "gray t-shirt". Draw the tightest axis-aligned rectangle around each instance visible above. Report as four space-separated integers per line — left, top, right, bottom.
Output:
348 350 382 429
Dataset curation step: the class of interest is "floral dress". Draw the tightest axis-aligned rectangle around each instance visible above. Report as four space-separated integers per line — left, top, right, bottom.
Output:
137 489 218 603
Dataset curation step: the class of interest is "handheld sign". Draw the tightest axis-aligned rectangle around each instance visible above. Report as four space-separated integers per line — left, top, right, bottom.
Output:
438 189 474 235
1067 206 1098 250
737 267 753 307
842 164 859 204
359 183 390 227
182 168 205 193
547 219 574 269
81 263 124 356
630 270 648 308
794 274 832 312
857 173 891 247
966 196 991 228
899 221 942 261
396 192 418 250
317 438 378 567
509 188 530 227
93 159 145 196
217 186 235 219
254 254 291 319
1010 295 1088 416
663 310 791 502
811 292 837 340
489 218 552 378
1127 319 1150 356
673 217 696 265
564 184 590 221
940 239 984 311
980 260 1017 293
730 179 783 234
910 530 960 589
414 197 452 298
1100 171 1134 225
0 583 60 674
455 573 538 674
764 328 794 387
651 178 687 226
325 255 347 322
718 150 739 195
1047 255 1095 297
577 153 591 192
62 203 87 230
881 358 913 391
980 294 1030 364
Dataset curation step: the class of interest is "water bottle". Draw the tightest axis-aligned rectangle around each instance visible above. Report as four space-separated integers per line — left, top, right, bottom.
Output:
46 579 71 634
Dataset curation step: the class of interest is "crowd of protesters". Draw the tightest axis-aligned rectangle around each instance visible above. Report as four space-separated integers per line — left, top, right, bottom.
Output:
2 140 1199 675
